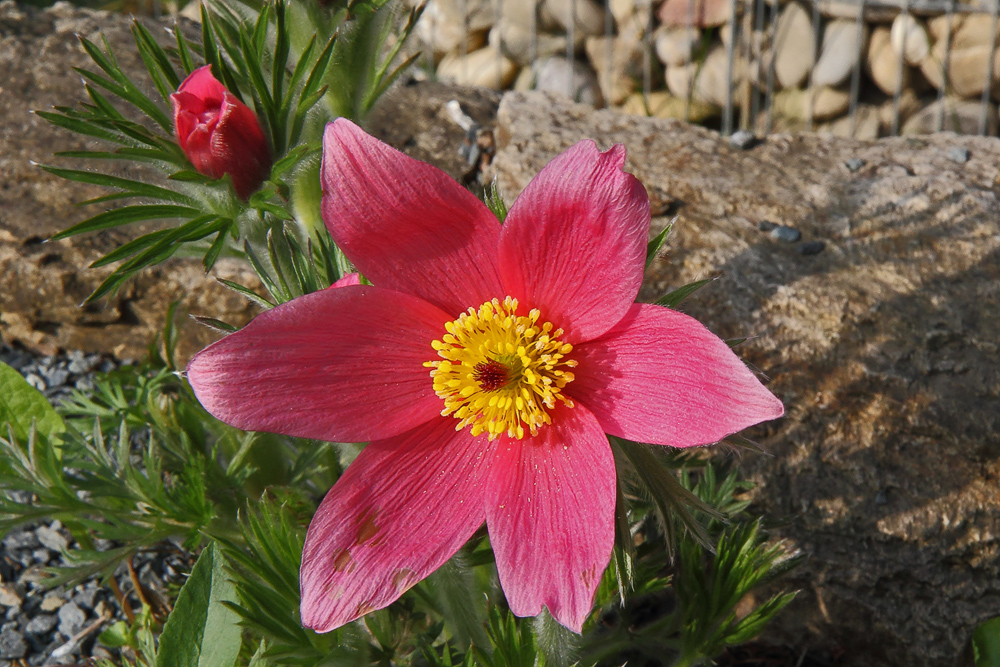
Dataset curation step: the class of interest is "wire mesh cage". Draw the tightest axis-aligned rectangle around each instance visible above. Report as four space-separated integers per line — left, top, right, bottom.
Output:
411 0 1000 137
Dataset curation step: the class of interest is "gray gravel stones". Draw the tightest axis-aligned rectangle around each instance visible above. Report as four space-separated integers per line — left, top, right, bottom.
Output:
0 587 21 608
947 146 971 164
0 345 133 663
24 614 57 637
2 532 38 552
1 344 114 404
769 225 802 243
56 603 85 638
0 626 26 659
34 526 68 554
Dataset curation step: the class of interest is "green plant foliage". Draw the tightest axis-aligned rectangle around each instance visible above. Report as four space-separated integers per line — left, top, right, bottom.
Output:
672 521 801 666
645 218 674 270
483 180 508 225
975 617 1000 667
157 543 242 667
655 277 717 309
473 607 540 667
99 604 159 667
38 0 408 303
0 362 66 446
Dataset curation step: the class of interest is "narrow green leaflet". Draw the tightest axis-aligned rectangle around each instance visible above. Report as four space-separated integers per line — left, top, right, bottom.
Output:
52 205 202 240
0 363 65 444
645 218 673 269
655 278 715 309
157 543 242 667
39 166 197 206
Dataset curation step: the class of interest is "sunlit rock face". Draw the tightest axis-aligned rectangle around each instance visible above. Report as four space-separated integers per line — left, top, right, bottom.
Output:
487 90 1000 667
0 2 260 363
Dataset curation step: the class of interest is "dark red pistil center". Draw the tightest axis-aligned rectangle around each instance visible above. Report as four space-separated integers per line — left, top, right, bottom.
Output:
473 359 510 392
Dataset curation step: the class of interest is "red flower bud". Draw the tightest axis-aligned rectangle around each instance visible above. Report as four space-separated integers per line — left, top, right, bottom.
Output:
171 66 272 200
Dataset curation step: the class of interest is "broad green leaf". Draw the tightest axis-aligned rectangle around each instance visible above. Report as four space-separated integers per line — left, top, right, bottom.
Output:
0 362 65 444
156 543 242 667
975 617 1000 667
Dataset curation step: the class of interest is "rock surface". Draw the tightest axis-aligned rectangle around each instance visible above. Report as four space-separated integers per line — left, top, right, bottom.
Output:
0 1 260 364
488 90 1000 667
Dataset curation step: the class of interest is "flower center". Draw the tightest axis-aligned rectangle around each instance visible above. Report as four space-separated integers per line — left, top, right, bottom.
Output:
424 296 576 440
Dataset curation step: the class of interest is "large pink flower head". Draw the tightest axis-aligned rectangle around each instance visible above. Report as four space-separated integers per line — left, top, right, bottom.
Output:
186 119 784 633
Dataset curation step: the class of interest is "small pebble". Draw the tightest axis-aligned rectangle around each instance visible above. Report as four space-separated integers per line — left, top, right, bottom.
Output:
0 626 26 659
39 597 63 613
40 368 69 388
24 615 57 636
70 588 98 612
757 220 777 232
728 129 757 150
31 550 49 565
770 225 802 243
845 157 866 172
799 240 826 256
2 532 39 551
23 374 46 392
947 146 970 164
56 602 85 638
35 526 68 553
0 587 21 608
91 646 114 661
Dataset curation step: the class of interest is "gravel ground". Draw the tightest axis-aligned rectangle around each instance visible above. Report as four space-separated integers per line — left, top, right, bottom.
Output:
1 343 188 665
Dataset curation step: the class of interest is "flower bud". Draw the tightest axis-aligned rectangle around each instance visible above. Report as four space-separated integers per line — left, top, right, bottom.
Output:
171 66 272 200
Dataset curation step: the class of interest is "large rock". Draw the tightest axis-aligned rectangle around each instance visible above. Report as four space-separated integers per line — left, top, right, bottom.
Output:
773 2 816 89
0 1 260 363
812 19 865 88
866 25 913 95
922 13 1000 99
414 0 492 59
657 0 731 28
437 45 519 89
489 90 1000 667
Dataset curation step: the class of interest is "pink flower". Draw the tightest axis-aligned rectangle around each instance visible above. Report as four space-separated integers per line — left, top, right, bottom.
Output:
186 120 784 633
171 66 272 200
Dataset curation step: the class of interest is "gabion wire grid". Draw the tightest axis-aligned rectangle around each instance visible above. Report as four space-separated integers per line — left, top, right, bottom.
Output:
413 0 1000 138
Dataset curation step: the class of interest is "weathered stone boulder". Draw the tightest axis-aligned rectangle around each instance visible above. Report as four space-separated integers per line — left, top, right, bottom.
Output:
0 1 260 363
488 90 1000 667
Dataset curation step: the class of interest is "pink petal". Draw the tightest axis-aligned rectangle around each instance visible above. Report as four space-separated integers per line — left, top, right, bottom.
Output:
321 119 503 316
498 141 649 343
485 403 615 632
187 285 450 443
301 417 496 632
175 65 226 103
570 303 784 447
329 272 361 289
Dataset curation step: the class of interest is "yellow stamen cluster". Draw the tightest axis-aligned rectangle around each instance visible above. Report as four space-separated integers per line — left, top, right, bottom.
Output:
424 296 577 440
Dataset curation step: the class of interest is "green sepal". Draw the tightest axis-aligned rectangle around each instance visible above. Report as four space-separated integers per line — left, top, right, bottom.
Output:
645 218 674 269
655 277 716 309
